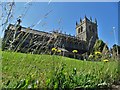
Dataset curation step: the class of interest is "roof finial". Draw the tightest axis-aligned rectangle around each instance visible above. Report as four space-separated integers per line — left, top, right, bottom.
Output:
84 15 87 21
76 21 78 26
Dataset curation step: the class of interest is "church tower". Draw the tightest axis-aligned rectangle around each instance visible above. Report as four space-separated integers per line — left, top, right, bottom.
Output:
76 16 98 50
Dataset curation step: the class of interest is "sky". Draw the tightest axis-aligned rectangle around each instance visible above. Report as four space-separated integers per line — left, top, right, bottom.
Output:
1 2 119 48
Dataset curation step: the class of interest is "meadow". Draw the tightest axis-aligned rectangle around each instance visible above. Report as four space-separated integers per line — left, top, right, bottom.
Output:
2 50 120 89
1 2 120 89
2 51 119 89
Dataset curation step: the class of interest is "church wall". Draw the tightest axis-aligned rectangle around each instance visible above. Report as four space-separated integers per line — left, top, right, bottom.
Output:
2 16 99 58
2 24 88 55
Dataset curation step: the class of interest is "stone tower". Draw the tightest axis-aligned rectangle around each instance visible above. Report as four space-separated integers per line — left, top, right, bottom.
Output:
76 16 98 50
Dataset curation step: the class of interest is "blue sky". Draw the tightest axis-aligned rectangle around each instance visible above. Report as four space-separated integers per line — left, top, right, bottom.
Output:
2 2 119 48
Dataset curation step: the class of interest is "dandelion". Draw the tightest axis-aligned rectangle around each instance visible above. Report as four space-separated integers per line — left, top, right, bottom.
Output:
103 59 109 62
89 54 93 58
72 50 78 53
57 49 61 53
52 47 57 52
95 51 101 55
72 50 78 58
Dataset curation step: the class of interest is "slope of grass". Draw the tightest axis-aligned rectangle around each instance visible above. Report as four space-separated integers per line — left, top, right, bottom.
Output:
2 51 119 88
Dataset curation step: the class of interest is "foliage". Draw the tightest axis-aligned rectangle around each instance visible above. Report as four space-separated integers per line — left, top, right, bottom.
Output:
88 40 111 61
112 44 120 53
88 51 102 61
1 2 119 89
110 44 120 60
2 51 119 89
111 44 120 55
93 40 108 53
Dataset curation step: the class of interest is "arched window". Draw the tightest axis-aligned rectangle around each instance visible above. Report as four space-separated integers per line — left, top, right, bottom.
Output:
81 26 83 32
78 28 80 33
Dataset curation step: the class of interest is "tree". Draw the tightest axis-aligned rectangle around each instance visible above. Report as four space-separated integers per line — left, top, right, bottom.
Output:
93 40 109 53
111 44 120 60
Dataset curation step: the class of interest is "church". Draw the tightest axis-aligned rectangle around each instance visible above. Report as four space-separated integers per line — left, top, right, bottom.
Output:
2 16 98 58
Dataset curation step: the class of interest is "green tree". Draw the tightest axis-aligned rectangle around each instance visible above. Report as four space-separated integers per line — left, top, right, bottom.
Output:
93 40 109 53
111 44 120 60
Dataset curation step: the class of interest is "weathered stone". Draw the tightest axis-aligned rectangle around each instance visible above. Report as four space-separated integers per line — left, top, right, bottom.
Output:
2 16 99 59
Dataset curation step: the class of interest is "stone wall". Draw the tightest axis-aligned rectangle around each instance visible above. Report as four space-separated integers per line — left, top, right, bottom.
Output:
2 24 88 55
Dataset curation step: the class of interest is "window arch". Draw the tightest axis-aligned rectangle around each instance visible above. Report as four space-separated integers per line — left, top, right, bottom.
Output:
78 28 80 33
81 26 83 32
78 26 83 34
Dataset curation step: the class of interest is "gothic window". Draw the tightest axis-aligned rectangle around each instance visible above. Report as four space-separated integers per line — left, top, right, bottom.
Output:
81 26 83 32
78 28 80 33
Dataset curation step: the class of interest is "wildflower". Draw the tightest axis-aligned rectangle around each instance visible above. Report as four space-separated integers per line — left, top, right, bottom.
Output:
73 68 77 75
72 50 78 53
89 54 93 58
73 68 76 71
52 47 57 52
95 51 101 55
103 59 109 62
57 49 61 53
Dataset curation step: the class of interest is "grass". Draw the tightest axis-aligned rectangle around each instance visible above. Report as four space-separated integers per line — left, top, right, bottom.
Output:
2 50 119 88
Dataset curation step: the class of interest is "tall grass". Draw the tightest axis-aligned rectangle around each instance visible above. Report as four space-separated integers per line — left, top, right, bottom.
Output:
1 2 120 89
2 51 119 89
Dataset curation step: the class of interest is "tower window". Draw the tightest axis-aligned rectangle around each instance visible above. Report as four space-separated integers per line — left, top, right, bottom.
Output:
78 28 80 33
78 26 83 34
81 26 83 32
